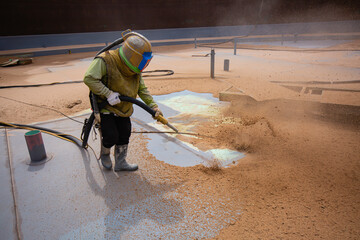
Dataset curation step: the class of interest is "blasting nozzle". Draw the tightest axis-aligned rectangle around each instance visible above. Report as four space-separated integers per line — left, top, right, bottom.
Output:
156 115 179 133
166 122 179 133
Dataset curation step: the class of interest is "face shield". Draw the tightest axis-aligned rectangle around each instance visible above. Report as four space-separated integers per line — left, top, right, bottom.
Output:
137 51 153 72
119 47 153 73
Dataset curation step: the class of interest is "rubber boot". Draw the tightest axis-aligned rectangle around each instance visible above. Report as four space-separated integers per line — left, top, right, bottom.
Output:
114 144 138 171
100 145 112 170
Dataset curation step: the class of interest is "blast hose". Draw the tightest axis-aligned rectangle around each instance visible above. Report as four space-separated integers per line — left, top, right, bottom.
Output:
95 37 124 57
0 121 83 147
119 96 178 132
81 95 178 149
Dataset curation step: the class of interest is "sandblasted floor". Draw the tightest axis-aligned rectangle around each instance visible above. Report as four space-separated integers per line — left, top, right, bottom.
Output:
0 91 244 239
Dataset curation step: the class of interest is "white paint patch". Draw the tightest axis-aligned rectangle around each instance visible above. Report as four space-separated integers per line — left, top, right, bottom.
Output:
135 90 245 167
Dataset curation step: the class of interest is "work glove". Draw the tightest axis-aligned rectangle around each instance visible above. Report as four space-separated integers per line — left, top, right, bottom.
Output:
152 106 163 119
107 91 121 106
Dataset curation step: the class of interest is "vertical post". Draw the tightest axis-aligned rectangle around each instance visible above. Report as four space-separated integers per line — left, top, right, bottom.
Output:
194 38 197 48
210 49 215 79
224 59 229 71
233 38 237 55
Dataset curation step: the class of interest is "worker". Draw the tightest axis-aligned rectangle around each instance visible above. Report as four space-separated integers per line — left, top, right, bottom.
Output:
83 32 162 171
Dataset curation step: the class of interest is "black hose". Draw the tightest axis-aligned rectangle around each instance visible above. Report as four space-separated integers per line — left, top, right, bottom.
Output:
1 33 163 149
1 33 169 152
119 96 156 117
0 122 83 147
142 70 174 77
0 31 174 90
95 38 125 57
0 70 174 89
0 80 83 89
81 96 157 148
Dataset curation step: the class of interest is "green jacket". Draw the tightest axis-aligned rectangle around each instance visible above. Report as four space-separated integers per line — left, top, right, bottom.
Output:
83 49 157 117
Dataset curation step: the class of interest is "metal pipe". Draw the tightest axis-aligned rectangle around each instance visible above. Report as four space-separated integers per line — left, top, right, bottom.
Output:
224 59 229 71
210 49 215 78
234 38 237 55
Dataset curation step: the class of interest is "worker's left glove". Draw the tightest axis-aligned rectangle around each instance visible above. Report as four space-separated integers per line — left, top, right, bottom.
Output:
152 106 163 119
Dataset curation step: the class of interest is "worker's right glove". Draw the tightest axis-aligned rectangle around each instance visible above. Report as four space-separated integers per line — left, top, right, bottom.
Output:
107 91 121 106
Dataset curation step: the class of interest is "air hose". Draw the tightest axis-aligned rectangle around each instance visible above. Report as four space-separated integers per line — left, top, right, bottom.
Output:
1 30 179 150
0 29 173 90
0 70 174 89
0 121 83 147
95 29 132 57
120 96 156 117
0 95 179 150
95 37 124 57
81 95 178 149
119 96 178 132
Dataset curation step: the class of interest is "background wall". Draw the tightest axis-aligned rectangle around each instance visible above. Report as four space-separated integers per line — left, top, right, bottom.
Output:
1 0 360 36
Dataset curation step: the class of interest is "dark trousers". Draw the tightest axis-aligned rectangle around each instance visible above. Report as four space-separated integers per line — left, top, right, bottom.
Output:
100 113 131 148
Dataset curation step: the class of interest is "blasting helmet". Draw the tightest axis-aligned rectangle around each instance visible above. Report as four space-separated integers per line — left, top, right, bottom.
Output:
119 32 153 73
